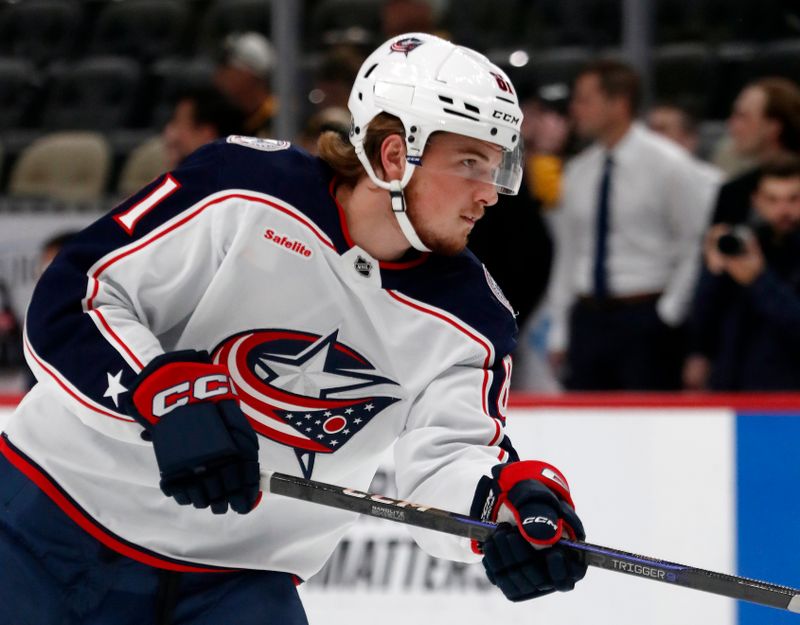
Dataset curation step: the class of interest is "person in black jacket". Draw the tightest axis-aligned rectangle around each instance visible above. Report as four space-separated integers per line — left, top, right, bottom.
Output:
685 157 800 390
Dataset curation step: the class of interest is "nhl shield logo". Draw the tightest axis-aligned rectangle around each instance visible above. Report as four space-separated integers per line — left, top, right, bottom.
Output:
354 255 373 277
212 329 400 478
390 36 424 56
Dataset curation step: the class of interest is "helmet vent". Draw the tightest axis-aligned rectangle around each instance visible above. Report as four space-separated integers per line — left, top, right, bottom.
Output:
497 96 515 104
438 95 454 104
442 108 479 122
464 102 480 114
363 63 378 79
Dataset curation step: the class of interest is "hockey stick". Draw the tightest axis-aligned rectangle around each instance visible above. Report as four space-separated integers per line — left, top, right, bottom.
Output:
259 470 800 614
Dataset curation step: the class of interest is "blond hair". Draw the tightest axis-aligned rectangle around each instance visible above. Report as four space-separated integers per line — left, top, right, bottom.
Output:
317 113 405 186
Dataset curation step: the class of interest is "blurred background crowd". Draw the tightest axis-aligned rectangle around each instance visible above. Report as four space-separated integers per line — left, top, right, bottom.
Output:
0 0 799 395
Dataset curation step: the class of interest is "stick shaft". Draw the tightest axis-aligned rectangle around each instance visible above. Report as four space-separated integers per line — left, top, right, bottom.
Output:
261 471 799 613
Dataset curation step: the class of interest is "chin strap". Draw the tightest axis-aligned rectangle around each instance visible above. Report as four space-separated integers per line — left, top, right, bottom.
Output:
354 142 431 253
389 179 431 253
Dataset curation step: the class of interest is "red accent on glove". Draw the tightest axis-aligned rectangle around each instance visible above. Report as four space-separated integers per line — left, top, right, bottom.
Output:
496 460 575 509
132 361 237 425
493 460 578 546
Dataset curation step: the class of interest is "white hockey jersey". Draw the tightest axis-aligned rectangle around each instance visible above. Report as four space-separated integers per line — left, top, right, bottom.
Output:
3 137 518 579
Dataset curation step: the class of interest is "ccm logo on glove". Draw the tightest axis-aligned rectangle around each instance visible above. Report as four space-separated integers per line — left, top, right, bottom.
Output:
471 460 584 549
124 350 261 515
472 460 588 602
522 516 559 532
131 362 237 424
151 374 234 418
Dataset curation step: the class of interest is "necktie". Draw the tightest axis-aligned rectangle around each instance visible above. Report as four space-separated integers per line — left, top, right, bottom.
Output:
593 155 613 299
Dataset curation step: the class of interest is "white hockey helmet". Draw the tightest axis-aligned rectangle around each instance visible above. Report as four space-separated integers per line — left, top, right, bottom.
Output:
347 33 524 251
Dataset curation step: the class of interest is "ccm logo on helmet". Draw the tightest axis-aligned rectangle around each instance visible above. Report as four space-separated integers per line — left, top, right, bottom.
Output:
152 374 232 417
493 110 520 125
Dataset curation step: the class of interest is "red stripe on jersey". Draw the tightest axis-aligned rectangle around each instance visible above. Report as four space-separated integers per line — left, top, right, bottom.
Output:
88 191 335 310
0 437 234 573
88 309 145 370
85 191 337 378
24 335 134 423
385 289 495 425
330 178 356 249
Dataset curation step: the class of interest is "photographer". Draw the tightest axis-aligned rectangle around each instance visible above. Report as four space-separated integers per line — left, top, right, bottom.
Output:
684 158 800 390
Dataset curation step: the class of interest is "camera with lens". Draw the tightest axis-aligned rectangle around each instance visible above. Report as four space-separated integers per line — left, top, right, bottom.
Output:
716 227 749 256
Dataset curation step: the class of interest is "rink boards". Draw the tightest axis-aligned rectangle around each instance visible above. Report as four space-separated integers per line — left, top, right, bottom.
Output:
1 396 797 625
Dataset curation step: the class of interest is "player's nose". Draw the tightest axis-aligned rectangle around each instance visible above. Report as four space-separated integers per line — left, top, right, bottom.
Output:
474 180 498 207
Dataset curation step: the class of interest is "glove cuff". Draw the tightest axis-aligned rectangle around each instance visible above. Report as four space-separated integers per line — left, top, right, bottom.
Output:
470 460 580 551
495 460 575 510
125 350 237 428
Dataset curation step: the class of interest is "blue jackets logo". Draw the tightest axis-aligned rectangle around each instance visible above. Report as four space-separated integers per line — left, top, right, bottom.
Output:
212 329 400 477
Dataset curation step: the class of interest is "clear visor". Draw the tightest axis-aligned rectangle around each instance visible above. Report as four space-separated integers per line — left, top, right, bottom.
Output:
408 141 524 195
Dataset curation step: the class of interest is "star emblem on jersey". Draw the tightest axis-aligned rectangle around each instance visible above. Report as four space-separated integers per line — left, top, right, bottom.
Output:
103 370 127 408
212 329 400 478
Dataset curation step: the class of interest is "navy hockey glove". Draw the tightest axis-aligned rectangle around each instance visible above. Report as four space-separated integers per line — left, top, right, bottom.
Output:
482 523 587 601
125 350 260 515
471 460 587 601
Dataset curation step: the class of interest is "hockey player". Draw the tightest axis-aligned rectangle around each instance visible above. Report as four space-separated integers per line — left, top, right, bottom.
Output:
0 33 586 624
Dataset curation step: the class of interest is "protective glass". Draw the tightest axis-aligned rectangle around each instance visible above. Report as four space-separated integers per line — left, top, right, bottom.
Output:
408 142 524 195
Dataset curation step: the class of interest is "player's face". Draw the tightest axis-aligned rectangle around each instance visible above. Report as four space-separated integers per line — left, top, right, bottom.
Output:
753 175 800 235
404 133 502 255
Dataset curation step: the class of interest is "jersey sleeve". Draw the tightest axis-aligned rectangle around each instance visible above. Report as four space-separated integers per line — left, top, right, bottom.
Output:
24 143 235 443
393 351 516 562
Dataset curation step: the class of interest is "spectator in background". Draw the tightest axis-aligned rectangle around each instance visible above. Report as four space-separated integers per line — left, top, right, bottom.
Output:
685 158 800 390
307 48 364 111
468 83 563 335
381 0 442 38
39 231 77 275
546 60 717 390
163 86 246 170
214 32 277 137
0 281 22 373
711 77 800 226
521 82 581 211
296 106 350 155
646 100 723 186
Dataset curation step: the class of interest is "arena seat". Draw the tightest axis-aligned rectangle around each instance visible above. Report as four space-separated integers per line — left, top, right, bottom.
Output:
197 0 273 53
308 0 383 48
116 135 167 199
443 0 525 50
0 0 82 66
653 43 716 118
740 39 800 84
89 0 191 61
504 47 591 94
8 131 111 202
40 57 143 131
0 58 41 129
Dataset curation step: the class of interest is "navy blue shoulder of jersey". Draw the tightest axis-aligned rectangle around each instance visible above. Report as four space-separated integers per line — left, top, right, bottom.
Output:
381 249 518 362
211 139 350 250
25 139 344 414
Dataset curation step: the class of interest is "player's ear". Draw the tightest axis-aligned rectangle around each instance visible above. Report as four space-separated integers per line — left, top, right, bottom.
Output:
378 134 406 182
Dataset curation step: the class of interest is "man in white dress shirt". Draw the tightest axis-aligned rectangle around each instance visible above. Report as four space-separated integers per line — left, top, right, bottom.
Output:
547 60 718 389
